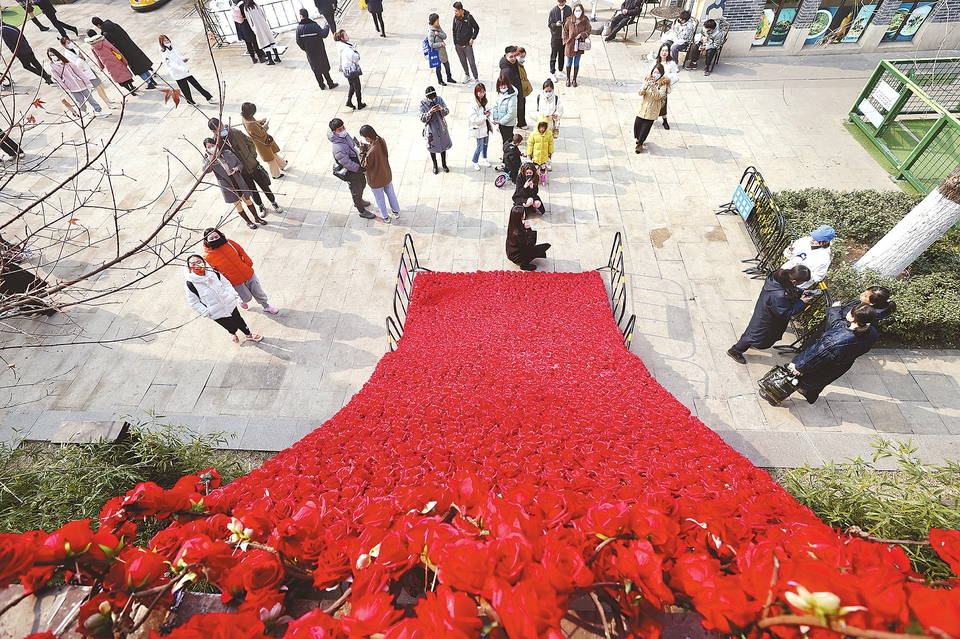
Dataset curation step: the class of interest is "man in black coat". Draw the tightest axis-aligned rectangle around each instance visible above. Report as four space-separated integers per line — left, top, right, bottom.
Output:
547 0 572 81
28 0 78 39
296 9 337 90
498 46 525 128
604 0 645 41
1 24 52 84
91 16 156 88
451 1 479 83
208 118 283 218
314 0 337 33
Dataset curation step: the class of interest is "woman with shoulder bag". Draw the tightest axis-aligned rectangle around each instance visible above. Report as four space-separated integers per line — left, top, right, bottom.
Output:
241 101 287 179
562 2 591 87
335 29 366 110
358 124 400 224
202 137 268 229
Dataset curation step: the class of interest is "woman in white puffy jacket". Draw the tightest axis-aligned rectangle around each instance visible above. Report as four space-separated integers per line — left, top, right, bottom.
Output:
649 43 679 130
185 256 261 343
159 35 216 106
535 78 564 137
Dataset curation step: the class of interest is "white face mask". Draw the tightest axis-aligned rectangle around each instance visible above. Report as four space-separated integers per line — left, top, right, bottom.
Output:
205 146 216 155
338 130 348 138
499 87 508 94
544 91 553 98
574 9 582 17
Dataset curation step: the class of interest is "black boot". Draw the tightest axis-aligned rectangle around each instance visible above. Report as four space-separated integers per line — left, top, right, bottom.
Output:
265 52 276 66
272 49 281 63
572 66 579 87
325 74 338 89
250 52 259 63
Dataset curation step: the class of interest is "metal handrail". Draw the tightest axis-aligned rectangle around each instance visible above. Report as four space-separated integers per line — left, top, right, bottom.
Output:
597 232 633 348
385 234 430 351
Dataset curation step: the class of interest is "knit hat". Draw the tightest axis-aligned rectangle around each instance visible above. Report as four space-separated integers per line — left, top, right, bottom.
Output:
811 225 836 242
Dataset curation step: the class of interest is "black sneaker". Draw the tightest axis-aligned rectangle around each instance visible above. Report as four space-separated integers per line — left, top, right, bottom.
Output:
726 348 746 364
361 199 371 207
520 263 537 271
359 209 376 219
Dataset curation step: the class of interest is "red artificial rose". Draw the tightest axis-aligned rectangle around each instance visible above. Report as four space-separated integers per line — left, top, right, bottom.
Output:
116 547 169 592
492 579 566 639
282 608 346 639
339 593 403 638
929 528 960 577
0 532 36 587
149 611 270 639
45 519 95 561
580 503 629 540
240 548 286 593
383 618 422 639
414 586 483 639
489 533 534 585
538 543 594 594
856 570 909 627
196 468 222 493
173 535 237 583
613 540 674 608
78 593 127 638
909 584 960 637
437 539 496 598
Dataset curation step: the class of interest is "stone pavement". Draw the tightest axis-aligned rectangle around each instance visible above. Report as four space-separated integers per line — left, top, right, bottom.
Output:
2 0 958 468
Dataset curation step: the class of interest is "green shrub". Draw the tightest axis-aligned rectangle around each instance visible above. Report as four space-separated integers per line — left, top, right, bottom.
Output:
0 417 263 544
780 437 960 581
772 188 960 348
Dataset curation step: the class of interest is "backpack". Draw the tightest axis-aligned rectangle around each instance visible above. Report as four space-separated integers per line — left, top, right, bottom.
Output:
230 3 244 23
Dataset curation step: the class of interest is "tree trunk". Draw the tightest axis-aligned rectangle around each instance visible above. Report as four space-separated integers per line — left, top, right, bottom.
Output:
855 164 960 277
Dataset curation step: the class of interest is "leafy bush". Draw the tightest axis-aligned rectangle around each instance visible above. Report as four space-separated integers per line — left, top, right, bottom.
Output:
0 417 262 544
773 188 960 347
780 437 960 581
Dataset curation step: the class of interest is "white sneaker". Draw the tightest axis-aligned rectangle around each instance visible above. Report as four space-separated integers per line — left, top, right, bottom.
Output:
207 97 218 104
463 75 472 84
473 162 481 171
481 158 491 167
550 73 557 82
546 161 552 171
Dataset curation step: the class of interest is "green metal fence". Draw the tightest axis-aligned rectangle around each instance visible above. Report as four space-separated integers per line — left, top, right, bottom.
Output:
849 58 960 194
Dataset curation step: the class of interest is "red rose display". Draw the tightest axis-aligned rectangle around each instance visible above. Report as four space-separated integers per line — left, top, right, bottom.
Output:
414 586 483 639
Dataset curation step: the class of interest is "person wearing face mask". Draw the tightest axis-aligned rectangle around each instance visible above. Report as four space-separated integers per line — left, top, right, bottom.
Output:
158 35 215 106
334 29 365 110
90 17 156 89
781 225 835 290
202 228 279 315
513 161 545 215
547 0 572 83
241 101 288 179
505 204 550 271
60 37 112 108
327 118 375 218
649 43 678 130
491 75 518 159
47 48 105 117
634 63 669 154
561 3 591 88
207 118 283 219
202 137 267 229
775 303 879 405
420 86 452 175
661 10 695 63
516 47 534 127
467 82 492 171
535 78 563 143
684 19 722 76
357 125 400 224
296 9 337 90
498 46 525 129
85 29 137 95
427 13 457 87
184 255 262 344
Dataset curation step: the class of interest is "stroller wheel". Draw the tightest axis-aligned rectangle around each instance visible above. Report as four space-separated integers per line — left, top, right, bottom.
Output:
495 174 507 188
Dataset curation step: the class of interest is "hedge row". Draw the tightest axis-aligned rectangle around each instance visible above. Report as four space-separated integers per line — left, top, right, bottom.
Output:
772 188 960 348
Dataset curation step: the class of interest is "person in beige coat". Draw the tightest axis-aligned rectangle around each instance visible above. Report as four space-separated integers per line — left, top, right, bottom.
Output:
561 2 591 87
358 124 400 224
634 63 669 153
241 101 288 178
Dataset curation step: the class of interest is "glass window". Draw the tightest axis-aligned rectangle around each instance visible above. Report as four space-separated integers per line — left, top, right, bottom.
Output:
753 0 801 46
881 1 935 41
805 0 878 45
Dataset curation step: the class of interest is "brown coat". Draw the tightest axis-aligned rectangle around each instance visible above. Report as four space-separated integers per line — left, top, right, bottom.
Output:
242 115 281 162
562 13 592 57
362 137 392 189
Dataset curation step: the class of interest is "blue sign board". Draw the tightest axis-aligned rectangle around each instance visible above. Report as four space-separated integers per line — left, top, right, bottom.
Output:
732 185 754 221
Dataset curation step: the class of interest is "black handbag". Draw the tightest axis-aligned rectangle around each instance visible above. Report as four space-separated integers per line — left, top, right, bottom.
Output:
758 365 799 406
332 162 350 181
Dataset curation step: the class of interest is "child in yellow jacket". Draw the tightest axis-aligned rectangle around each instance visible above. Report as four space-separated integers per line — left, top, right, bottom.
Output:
526 120 554 170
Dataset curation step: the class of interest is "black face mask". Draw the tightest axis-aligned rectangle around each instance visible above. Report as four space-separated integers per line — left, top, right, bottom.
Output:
205 234 227 249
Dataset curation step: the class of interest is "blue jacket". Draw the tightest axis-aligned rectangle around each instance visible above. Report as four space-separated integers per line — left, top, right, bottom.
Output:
738 272 808 349
492 88 518 127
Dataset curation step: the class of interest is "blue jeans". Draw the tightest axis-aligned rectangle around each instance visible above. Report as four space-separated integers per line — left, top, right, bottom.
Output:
472 136 488 163
565 55 582 68
371 181 399 219
138 70 154 84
